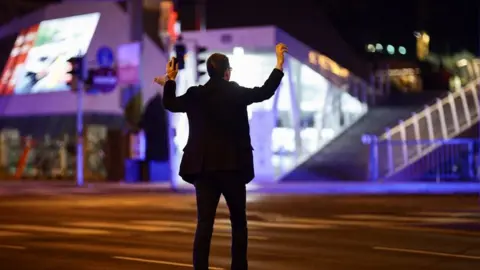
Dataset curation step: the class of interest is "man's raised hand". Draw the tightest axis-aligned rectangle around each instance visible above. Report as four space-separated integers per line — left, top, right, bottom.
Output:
154 57 179 86
275 43 288 70
154 75 167 86
166 57 179 81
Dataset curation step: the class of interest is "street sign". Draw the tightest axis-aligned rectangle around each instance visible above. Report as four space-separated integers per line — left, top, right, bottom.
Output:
91 68 117 93
96 46 114 68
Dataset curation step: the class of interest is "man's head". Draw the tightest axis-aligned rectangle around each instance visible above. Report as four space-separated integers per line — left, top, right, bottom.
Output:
206 53 232 81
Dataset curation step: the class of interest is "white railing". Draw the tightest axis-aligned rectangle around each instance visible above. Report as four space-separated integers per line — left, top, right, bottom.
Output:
364 138 478 182
365 60 480 181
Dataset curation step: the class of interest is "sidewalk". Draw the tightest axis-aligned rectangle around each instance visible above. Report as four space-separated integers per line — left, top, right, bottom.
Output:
0 180 172 196
247 182 480 195
0 180 479 196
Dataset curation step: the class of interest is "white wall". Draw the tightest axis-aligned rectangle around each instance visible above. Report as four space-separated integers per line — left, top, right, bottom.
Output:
182 26 276 51
0 1 168 116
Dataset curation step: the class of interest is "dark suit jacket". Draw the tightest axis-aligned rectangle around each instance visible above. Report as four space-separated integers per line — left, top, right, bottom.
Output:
163 69 284 184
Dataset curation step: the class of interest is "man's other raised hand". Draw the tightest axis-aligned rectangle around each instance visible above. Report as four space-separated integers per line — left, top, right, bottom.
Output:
275 43 288 70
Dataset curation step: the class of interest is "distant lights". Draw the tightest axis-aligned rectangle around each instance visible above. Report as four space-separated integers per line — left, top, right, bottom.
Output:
457 59 468 67
386 45 395 55
308 50 350 78
367 44 375 52
366 43 407 56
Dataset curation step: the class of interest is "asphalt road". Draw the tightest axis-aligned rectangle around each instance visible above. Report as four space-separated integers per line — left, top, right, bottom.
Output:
0 193 479 269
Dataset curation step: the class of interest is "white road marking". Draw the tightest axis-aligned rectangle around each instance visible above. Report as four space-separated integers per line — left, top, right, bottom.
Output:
274 217 391 228
337 214 476 224
0 244 26 250
113 256 224 269
0 231 29 237
217 209 272 220
374 246 480 260
134 218 333 230
63 221 267 240
213 232 268 241
131 220 232 231
0 225 110 235
414 211 480 218
215 218 333 229
64 221 190 233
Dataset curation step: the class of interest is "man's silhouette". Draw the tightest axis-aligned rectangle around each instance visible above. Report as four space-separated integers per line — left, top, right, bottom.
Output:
156 43 287 270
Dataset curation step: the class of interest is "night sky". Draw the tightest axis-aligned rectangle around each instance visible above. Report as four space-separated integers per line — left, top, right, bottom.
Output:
0 0 479 65
179 0 480 59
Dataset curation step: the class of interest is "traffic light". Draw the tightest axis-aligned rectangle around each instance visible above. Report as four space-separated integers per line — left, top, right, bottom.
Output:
66 57 85 90
195 45 207 82
174 43 186 70
66 57 85 79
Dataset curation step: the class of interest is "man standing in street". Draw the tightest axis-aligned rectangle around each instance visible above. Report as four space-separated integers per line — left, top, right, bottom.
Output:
156 43 287 270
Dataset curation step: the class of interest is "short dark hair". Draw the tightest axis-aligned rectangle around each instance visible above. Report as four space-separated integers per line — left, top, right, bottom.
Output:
206 53 230 78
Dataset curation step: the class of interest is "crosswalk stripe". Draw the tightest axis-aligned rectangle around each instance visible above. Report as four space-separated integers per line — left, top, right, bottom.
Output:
274 217 391 228
133 219 333 230
113 256 225 270
0 225 110 235
336 214 476 224
0 244 26 250
131 220 232 231
374 246 480 260
215 218 334 229
64 222 190 233
413 212 480 218
0 212 477 239
0 230 29 237
212 232 268 241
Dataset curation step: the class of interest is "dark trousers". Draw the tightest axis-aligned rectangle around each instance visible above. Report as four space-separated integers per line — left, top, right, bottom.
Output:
193 171 248 270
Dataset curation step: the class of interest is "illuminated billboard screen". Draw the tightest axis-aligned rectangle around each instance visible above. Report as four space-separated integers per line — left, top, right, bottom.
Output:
0 13 100 95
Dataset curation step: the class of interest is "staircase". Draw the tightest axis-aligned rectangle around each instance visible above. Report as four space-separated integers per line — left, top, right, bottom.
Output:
366 78 480 182
281 103 440 182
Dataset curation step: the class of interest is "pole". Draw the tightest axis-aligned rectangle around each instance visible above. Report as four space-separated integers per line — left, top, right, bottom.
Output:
195 0 206 31
478 3 480 56
126 0 145 182
76 79 84 186
128 0 143 43
477 0 480 177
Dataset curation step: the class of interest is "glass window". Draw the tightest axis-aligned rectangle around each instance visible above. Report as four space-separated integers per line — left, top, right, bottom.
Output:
169 48 368 187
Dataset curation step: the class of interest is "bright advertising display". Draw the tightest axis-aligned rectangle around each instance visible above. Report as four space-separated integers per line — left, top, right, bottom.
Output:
0 13 100 95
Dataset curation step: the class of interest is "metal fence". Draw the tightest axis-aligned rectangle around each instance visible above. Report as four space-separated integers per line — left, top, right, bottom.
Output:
370 80 480 181
362 59 480 182
364 138 478 182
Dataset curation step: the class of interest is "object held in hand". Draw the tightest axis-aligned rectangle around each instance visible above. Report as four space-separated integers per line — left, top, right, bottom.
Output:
154 75 167 86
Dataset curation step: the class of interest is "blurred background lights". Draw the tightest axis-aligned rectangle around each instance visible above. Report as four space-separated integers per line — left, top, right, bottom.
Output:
366 44 375 52
375 43 383 51
233 46 244 56
386 44 395 55
398 46 407 55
